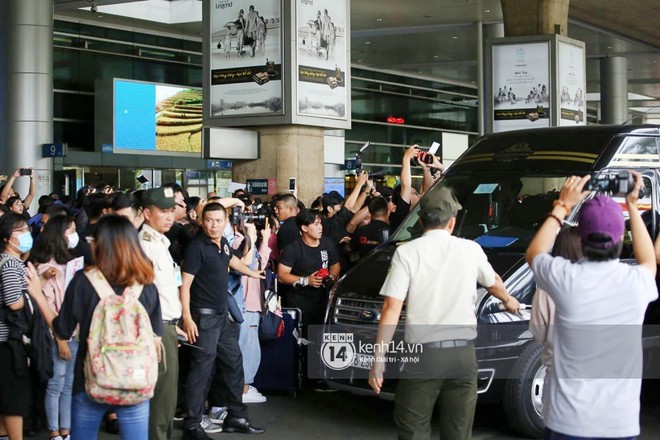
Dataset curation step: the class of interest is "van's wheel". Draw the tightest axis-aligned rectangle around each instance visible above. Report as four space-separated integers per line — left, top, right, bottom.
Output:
502 342 546 438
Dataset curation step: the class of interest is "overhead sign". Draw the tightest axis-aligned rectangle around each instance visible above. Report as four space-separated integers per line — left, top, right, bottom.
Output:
246 178 269 195
206 159 233 170
42 143 66 158
343 158 357 170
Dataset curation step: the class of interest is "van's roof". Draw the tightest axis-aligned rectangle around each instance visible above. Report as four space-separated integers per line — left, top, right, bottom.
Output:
448 125 660 175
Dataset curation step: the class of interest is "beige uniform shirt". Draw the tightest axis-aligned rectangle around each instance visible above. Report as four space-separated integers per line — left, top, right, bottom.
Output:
139 223 182 321
379 229 496 344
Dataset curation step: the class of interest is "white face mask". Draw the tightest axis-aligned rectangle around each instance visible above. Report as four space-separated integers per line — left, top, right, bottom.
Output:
66 233 79 249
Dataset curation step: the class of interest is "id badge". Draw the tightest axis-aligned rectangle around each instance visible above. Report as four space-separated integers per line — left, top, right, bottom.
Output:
173 264 183 287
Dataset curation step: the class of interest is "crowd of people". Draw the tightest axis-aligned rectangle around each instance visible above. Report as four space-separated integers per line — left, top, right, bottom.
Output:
1 147 656 440
0 145 443 440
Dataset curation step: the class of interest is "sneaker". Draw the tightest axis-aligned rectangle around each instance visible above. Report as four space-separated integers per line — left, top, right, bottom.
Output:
242 386 267 403
247 385 265 397
200 415 223 434
208 406 228 425
182 425 211 440
173 407 187 422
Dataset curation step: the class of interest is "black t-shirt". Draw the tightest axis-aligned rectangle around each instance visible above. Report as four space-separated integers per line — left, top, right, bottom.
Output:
183 232 232 312
52 271 163 395
389 198 411 233
322 207 353 244
165 222 182 264
276 217 301 257
279 237 339 307
76 222 97 266
353 219 389 258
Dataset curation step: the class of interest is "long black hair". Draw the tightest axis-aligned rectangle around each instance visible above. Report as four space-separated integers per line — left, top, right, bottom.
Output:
29 215 75 265
0 213 27 252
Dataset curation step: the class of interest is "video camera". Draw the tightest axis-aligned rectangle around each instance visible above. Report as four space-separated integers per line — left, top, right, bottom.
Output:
585 171 646 197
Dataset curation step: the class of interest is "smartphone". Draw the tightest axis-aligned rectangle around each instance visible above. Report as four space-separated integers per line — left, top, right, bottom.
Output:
288 177 296 194
429 141 440 155
19 168 31 176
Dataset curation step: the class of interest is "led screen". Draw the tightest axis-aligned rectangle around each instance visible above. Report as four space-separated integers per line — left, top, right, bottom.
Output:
114 79 203 155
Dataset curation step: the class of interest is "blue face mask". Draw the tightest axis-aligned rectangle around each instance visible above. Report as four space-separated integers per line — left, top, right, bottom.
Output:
14 231 33 253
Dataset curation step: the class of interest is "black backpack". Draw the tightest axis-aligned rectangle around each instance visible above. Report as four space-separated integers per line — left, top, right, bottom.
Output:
0 256 53 383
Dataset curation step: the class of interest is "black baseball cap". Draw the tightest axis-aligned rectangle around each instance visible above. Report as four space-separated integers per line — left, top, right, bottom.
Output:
142 187 177 210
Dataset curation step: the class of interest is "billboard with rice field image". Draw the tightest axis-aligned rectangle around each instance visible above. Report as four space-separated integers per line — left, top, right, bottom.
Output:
114 79 203 155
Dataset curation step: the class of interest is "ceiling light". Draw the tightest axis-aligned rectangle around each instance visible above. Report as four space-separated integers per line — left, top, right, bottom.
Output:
433 55 439 58
452 36 458 40
484 9 491 13
607 46 612 49
376 18 383 22
424 14 432 18
365 41 371 45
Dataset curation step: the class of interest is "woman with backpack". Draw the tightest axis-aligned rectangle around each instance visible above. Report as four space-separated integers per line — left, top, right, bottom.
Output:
25 215 163 440
29 215 79 440
0 212 35 440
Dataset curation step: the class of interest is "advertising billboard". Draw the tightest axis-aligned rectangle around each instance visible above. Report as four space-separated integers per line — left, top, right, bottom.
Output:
295 0 348 120
558 40 586 126
492 42 551 132
208 0 283 117
114 79 202 155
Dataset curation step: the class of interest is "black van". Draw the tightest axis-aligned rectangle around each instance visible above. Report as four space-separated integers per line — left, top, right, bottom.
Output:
322 125 660 438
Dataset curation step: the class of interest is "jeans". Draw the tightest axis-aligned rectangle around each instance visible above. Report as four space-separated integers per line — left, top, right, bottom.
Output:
45 339 78 432
239 310 261 384
71 392 149 440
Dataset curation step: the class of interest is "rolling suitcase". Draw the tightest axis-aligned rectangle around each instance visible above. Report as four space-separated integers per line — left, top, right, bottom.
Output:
253 307 303 397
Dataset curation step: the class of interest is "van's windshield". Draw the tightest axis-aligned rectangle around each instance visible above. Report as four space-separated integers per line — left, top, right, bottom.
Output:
393 173 568 252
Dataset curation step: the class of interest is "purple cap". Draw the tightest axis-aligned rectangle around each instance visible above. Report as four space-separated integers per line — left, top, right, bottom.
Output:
578 195 624 249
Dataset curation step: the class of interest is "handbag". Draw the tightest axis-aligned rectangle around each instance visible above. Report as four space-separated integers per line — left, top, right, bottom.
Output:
227 282 244 324
259 289 283 342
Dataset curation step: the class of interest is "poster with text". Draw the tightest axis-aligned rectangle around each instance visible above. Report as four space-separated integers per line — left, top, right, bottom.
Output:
209 0 283 117
492 42 550 132
558 41 586 126
296 0 348 119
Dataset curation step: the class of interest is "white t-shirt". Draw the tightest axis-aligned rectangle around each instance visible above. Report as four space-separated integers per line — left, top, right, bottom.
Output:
532 254 657 438
379 229 496 344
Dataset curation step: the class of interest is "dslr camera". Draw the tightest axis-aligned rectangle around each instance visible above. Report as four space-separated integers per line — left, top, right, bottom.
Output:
230 205 270 228
585 171 644 197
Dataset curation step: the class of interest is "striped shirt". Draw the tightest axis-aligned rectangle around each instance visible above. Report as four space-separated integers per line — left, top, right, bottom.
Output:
0 254 26 342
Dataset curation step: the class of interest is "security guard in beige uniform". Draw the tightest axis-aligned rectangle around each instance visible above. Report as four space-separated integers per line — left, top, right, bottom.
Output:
139 187 183 440
369 186 520 440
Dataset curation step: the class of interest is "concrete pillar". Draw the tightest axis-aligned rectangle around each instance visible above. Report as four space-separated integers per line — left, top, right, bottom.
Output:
600 57 628 124
232 125 324 206
0 0 54 207
500 0 569 36
480 22 505 134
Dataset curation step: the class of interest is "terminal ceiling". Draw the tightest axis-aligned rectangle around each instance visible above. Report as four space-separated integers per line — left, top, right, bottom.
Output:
54 0 660 119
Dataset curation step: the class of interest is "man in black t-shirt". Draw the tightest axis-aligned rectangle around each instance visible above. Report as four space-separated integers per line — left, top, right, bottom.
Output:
278 209 340 329
353 196 390 259
180 203 265 439
274 193 300 257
